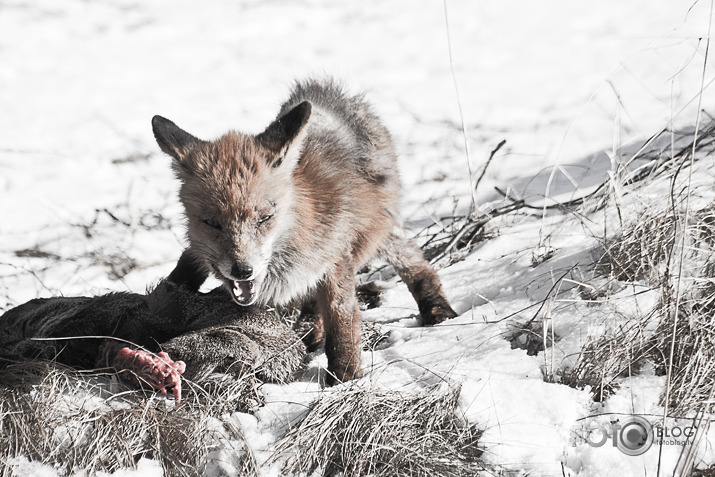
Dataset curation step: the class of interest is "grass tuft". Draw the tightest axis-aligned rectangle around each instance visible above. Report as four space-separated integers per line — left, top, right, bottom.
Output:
270 382 485 477
651 275 715 415
598 211 677 284
561 315 655 401
565 198 715 413
0 361 257 476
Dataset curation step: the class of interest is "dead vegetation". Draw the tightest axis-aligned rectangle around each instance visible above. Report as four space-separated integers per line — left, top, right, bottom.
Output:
270 382 486 477
561 118 715 417
560 311 656 402
0 361 259 476
414 120 715 272
1 363 487 476
564 199 715 410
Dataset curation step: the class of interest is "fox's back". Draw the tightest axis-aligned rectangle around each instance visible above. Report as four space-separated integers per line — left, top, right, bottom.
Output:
281 79 402 266
282 80 400 193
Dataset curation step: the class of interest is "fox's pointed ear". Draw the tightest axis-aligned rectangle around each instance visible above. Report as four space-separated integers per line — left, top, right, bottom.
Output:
152 115 202 163
257 101 312 170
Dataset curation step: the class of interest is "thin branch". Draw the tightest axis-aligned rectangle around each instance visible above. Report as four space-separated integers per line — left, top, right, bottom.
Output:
473 139 506 198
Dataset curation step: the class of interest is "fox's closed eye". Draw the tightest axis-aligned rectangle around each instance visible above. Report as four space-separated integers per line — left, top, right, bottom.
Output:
257 201 276 226
202 218 223 231
257 213 273 226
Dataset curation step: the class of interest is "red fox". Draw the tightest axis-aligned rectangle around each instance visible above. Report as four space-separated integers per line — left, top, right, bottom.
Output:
152 78 457 384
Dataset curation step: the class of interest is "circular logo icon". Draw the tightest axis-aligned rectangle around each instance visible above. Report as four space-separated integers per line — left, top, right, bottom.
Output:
617 416 653 456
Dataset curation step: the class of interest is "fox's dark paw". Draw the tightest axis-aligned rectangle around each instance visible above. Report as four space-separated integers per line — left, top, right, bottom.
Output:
325 366 362 386
420 304 458 326
293 312 324 353
325 373 339 387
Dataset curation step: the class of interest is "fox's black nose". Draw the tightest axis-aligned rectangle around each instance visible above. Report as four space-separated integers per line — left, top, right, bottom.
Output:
231 262 253 280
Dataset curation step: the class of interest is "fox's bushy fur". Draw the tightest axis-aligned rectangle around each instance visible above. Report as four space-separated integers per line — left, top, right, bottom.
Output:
153 78 457 384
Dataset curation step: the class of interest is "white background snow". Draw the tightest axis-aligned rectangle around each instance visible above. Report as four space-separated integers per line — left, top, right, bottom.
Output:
1 0 714 475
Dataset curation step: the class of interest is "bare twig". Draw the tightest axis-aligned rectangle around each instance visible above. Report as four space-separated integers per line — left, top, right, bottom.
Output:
473 139 506 199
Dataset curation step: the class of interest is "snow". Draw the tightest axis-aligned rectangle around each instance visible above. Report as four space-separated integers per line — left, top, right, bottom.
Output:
2 0 715 475
7 457 162 477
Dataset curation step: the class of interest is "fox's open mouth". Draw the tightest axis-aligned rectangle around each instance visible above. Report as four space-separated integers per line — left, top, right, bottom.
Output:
230 279 256 306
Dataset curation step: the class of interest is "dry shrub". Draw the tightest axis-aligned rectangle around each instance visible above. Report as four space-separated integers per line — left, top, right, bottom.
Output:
650 273 715 415
599 211 677 284
0 361 257 476
567 201 715 412
600 203 715 284
560 316 656 401
270 382 485 477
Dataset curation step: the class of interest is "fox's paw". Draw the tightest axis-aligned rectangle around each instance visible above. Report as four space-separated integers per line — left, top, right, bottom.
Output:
325 366 363 387
420 303 458 326
325 348 363 387
112 347 186 403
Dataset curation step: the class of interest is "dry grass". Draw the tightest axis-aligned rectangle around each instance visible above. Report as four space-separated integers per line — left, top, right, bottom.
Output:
270 382 486 477
565 198 715 413
0 361 258 476
562 207 683 399
561 112 715 407
598 211 677 284
560 313 656 401
0 359 489 477
361 321 391 351
598 203 715 285
650 274 715 415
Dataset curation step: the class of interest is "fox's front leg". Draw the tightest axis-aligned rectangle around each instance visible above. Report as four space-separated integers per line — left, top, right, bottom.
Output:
317 256 363 385
167 247 210 291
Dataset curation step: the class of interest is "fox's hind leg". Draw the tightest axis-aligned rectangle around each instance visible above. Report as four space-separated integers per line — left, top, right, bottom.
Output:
380 230 458 326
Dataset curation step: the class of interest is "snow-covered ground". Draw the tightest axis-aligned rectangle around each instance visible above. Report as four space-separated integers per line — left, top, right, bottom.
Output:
1 0 714 475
